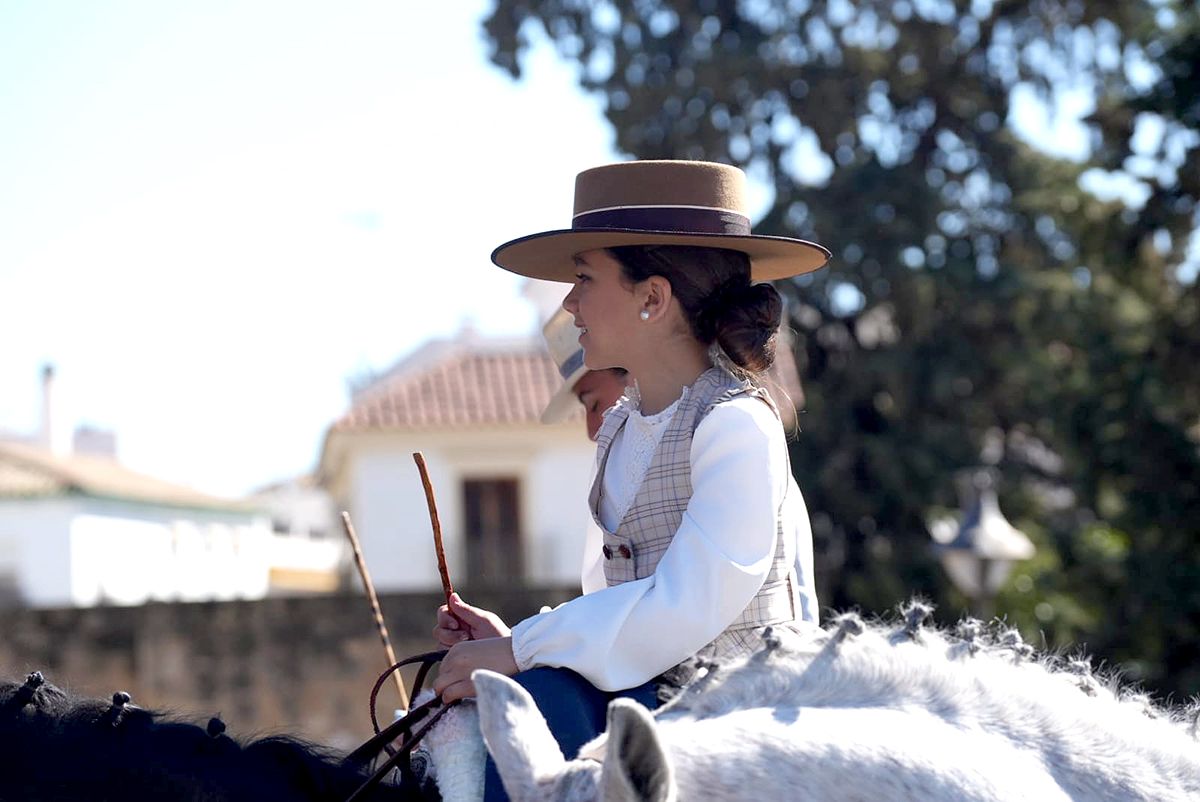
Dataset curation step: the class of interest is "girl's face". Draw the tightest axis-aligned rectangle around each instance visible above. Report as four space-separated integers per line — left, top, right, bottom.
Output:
561 249 642 371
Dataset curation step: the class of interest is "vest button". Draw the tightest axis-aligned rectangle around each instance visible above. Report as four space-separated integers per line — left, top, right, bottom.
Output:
602 545 613 560
617 545 632 559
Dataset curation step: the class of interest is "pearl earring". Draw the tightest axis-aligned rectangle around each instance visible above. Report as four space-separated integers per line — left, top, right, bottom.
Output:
639 310 650 320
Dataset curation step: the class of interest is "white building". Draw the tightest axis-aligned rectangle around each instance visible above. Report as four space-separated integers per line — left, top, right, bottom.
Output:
0 365 347 607
248 474 345 594
318 332 595 592
0 440 274 607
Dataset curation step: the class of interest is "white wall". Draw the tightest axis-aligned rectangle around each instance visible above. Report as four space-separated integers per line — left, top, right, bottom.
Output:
337 424 594 593
251 479 337 538
525 447 595 584
0 497 74 606
0 496 273 608
69 510 273 605
350 444 453 591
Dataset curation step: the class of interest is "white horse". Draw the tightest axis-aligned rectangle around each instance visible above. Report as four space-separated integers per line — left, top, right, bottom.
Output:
470 603 1200 802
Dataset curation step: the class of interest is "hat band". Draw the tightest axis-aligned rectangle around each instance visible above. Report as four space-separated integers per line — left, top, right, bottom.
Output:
558 348 585 381
572 205 751 236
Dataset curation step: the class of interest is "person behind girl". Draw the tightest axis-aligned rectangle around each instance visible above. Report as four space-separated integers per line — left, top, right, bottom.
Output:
539 306 629 442
432 160 829 801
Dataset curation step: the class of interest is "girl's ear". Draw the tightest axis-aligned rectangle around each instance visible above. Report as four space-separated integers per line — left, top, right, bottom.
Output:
640 276 673 322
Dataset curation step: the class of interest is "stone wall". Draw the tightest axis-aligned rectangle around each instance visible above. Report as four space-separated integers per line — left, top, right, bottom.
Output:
0 586 575 750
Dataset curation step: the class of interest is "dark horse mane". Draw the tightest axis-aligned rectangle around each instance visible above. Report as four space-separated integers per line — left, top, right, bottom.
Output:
0 671 412 802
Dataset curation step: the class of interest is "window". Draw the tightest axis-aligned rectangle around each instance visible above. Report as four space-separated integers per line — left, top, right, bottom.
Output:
462 478 523 586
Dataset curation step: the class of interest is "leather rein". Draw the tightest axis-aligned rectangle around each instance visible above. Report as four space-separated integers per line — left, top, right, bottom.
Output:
342 649 455 802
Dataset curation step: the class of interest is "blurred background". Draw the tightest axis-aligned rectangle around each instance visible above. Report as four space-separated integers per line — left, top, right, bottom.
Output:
1 0 1197 746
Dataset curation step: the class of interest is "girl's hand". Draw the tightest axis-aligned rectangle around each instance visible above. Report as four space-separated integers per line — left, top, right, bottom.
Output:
434 636 518 702
433 593 511 646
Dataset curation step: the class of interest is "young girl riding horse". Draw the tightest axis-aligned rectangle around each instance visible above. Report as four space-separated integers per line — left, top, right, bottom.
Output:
430 160 829 801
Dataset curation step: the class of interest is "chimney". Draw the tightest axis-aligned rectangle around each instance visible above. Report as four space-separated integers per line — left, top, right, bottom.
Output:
40 364 71 456
73 425 117 458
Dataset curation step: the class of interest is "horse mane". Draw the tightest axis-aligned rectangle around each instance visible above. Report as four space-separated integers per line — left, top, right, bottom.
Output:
0 672 406 802
657 600 1200 747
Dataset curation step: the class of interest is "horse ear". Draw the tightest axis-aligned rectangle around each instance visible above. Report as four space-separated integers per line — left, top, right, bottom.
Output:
473 670 566 802
601 699 676 802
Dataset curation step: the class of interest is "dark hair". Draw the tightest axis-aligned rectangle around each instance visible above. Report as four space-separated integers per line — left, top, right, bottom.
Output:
608 244 783 374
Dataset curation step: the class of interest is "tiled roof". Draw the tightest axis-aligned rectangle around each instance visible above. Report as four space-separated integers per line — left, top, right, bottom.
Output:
0 441 253 511
0 455 60 496
331 338 575 430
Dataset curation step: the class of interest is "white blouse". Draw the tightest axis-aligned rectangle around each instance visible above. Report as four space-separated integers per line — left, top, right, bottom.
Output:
510 395 807 691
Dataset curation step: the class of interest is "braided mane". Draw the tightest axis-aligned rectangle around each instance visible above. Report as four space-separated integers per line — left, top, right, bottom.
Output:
663 601 1198 730
0 672 407 802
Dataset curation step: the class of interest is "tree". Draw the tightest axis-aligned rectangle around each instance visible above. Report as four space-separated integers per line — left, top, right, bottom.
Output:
483 0 1200 697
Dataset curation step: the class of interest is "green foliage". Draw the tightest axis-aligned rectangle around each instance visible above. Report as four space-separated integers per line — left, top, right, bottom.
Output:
484 0 1200 698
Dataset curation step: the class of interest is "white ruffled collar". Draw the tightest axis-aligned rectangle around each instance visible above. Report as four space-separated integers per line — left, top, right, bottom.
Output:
621 380 688 425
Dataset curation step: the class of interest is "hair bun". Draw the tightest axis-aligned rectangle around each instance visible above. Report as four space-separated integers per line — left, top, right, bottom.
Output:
710 282 783 373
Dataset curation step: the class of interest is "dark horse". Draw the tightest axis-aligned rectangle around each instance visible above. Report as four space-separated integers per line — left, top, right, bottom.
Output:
0 671 425 802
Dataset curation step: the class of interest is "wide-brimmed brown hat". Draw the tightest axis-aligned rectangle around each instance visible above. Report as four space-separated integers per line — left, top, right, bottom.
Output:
492 160 830 283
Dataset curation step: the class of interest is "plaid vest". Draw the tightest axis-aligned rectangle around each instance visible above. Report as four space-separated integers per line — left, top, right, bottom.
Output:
588 366 799 664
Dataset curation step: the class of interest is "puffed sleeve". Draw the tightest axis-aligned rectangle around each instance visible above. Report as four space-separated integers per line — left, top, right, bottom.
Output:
579 517 607 594
580 450 607 594
510 396 788 690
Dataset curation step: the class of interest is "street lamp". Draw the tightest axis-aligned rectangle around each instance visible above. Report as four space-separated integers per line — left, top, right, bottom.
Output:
929 473 1035 619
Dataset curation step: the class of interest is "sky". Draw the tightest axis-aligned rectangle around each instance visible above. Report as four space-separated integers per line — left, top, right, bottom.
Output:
1 2 1161 500
0 1 620 497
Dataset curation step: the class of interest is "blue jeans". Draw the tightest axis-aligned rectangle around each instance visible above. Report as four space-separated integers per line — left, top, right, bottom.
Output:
482 667 660 802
